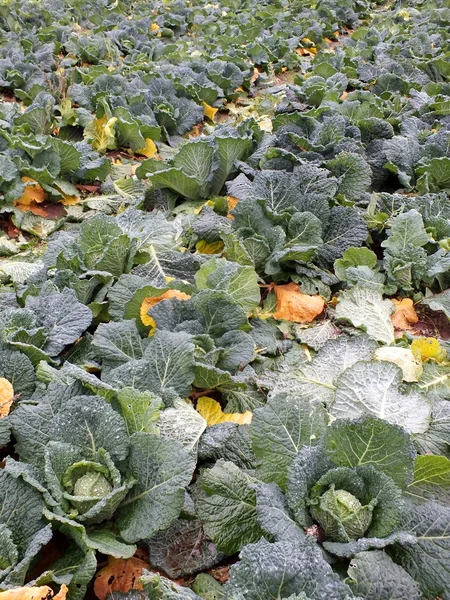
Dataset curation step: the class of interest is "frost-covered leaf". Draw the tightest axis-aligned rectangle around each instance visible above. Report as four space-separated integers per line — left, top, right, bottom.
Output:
92 320 144 363
323 531 416 559
159 400 207 451
336 287 395 344
25 287 92 356
422 289 450 320
296 335 377 405
104 331 195 398
293 320 340 351
197 422 255 469
381 210 429 252
374 347 422 382
414 400 450 457
331 361 431 434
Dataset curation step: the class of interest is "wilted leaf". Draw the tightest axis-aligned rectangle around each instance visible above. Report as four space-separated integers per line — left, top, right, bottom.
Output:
60 194 81 206
196 240 225 254
14 177 46 211
227 195 239 217
0 585 68 600
391 298 418 330
85 116 117 153
197 396 252 426
136 138 158 158
94 556 149 600
272 283 325 323
203 101 218 121
411 337 447 362
0 377 14 418
374 346 423 382
140 290 191 328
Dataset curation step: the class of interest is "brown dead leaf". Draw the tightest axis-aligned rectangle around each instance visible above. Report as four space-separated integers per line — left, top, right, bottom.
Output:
0 584 68 600
75 184 101 193
0 377 14 418
273 282 325 323
391 298 418 331
94 557 149 600
209 566 230 584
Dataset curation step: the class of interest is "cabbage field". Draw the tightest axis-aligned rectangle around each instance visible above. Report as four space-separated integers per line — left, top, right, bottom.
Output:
0 0 450 598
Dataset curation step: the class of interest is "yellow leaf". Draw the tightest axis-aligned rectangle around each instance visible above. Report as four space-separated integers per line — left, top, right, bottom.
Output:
202 101 218 122
374 347 422 382
136 138 157 158
258 117 273 133
14 177 46 211
60 194 81 206
196 397 252 426
140 289 191 328
150 22 160 31
226 195 239 220
391 298 418 331
85 116 117 153
0 584 68 600
227 196 239 211
273 282 325 323
411 337 447 363
0 378 14 418
295 47 317 56
195 240 224 254
301 37 315 45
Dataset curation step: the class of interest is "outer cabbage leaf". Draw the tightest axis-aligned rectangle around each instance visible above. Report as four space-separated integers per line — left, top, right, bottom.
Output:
117 433 196 543
346 551 421 600
250 393 328 490
335 287 395 344
324 416 416 488
0 469 52 588
104 331 195 399
224 538 352 600
390 501 450 599
406 455 450 505
195 460 264 555
331 361 431 434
